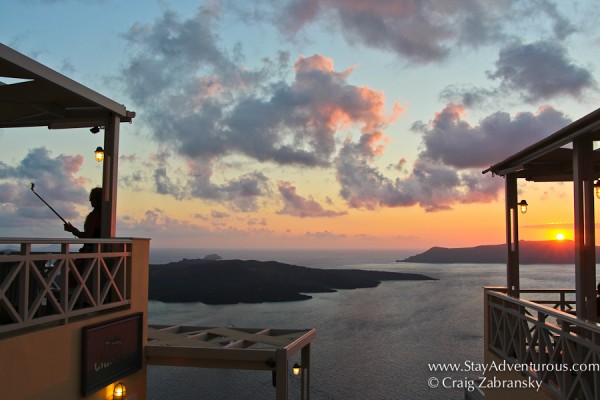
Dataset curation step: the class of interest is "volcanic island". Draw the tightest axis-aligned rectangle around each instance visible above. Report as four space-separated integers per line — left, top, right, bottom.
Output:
149 258 435 305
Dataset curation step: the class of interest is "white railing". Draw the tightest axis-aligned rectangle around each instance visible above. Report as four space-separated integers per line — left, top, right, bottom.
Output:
486 288 600 399
0 238 132 334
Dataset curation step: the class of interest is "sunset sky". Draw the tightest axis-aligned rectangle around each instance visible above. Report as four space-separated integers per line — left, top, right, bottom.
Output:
1 0 600 250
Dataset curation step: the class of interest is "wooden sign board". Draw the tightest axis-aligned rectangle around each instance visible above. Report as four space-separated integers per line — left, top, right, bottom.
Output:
81 313 143 396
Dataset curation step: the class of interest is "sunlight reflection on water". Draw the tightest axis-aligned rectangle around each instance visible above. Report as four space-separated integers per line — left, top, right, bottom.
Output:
147 250 584 399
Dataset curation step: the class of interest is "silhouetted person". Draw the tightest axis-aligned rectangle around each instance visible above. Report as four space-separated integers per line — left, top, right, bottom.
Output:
63 188 103 307
64 187 102 251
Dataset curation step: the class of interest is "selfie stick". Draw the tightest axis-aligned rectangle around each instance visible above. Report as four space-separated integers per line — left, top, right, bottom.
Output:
30 182 68 224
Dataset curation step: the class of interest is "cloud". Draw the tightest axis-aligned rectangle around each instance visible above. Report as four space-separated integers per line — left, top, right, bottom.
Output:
273 0 512 63
270 1 585 65
121 7 401 205
192 213 209 221
336 137 470 211
211 210 230 219
522 222 573 230
123 5 246 103
154 165 187 201
247 217 267 226
277 181 347 217
119 208 275 243
338 103 567 211
118 4 584 216
335 106 548 212
119 208 209 237
152 158 271 212
525 0 576 40
120 170 146 191
304 230 347 239
417 104 572 168
488 40 596 102
438 85 497 108
0 147 89 233
398 104 573 210
121 7 401 161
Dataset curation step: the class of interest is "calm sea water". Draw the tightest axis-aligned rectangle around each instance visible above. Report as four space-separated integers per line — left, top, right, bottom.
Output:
146 248 582 400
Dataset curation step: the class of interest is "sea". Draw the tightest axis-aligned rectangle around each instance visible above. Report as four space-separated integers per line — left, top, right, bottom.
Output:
146 248 584 400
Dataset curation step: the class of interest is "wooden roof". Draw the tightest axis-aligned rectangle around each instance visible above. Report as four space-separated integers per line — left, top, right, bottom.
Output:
483 107 600 181
0 43 134 129
147 325 316 370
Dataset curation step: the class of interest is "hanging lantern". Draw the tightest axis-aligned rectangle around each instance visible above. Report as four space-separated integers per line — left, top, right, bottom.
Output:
95 147 104 162
518 200 528 214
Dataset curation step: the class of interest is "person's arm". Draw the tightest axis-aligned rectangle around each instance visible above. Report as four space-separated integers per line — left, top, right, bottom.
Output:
64 222 82 237
64 209 101 238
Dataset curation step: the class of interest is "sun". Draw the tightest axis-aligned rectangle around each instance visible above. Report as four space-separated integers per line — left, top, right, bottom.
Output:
555 233 565 241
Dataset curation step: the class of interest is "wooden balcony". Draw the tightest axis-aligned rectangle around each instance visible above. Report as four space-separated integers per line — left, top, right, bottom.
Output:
484 287 600 399
0 238 144 335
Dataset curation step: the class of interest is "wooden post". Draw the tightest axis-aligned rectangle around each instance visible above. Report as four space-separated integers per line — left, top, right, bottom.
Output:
101 115 120 238
301 344 311 400
505 173 520 297
573 137 596 320
275 349 288 400
19 243 30 322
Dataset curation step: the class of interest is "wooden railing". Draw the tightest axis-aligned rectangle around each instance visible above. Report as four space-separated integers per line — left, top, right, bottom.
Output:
0 238 132 334
519 289 577 313
486 288 600 399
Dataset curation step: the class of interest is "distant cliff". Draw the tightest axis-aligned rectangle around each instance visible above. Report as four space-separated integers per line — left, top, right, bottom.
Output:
399 240 593 264
149 258 435 304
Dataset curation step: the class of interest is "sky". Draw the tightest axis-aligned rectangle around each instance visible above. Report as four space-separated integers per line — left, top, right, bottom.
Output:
1 0 600 250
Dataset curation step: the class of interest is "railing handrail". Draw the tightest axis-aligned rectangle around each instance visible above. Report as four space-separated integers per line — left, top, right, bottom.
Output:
486 287 600 330
0 237 134 245
519 288 576 293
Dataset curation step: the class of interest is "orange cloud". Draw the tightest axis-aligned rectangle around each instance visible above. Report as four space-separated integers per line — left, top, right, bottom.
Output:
294 54 404 148
294 54 335 73
433 103 466 125
362 131 389 156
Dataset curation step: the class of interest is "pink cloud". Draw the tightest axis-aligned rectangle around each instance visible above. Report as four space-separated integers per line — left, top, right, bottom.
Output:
277 181 347 218
294 54 336 73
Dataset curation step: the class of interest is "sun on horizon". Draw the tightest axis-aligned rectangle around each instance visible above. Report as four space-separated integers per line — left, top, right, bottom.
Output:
555 233 565 241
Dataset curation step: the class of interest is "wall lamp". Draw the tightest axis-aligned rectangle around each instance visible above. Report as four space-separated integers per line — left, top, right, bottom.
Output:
95 147 105 162
518 200 528 214
292 363 302 376
594 179 600 199
113 383 126 399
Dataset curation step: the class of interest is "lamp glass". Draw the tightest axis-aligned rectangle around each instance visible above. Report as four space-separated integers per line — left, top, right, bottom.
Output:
113 383 126 399
292 363 301 376
95 147 104 162
518 200 528 214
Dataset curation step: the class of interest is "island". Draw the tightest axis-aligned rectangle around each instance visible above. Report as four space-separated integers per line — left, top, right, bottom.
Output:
399 240 598 264
149 258 435 304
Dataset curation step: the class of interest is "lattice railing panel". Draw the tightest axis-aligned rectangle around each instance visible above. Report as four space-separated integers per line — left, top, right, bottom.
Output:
487 289 600 399
0 239 132 334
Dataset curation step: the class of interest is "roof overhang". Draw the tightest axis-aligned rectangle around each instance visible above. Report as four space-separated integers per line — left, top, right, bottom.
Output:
483 107 600 181
0 43 135 129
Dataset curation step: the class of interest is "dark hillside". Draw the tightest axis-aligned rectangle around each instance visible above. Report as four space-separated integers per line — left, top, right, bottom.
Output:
399 240 590 264
149 258 435 304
